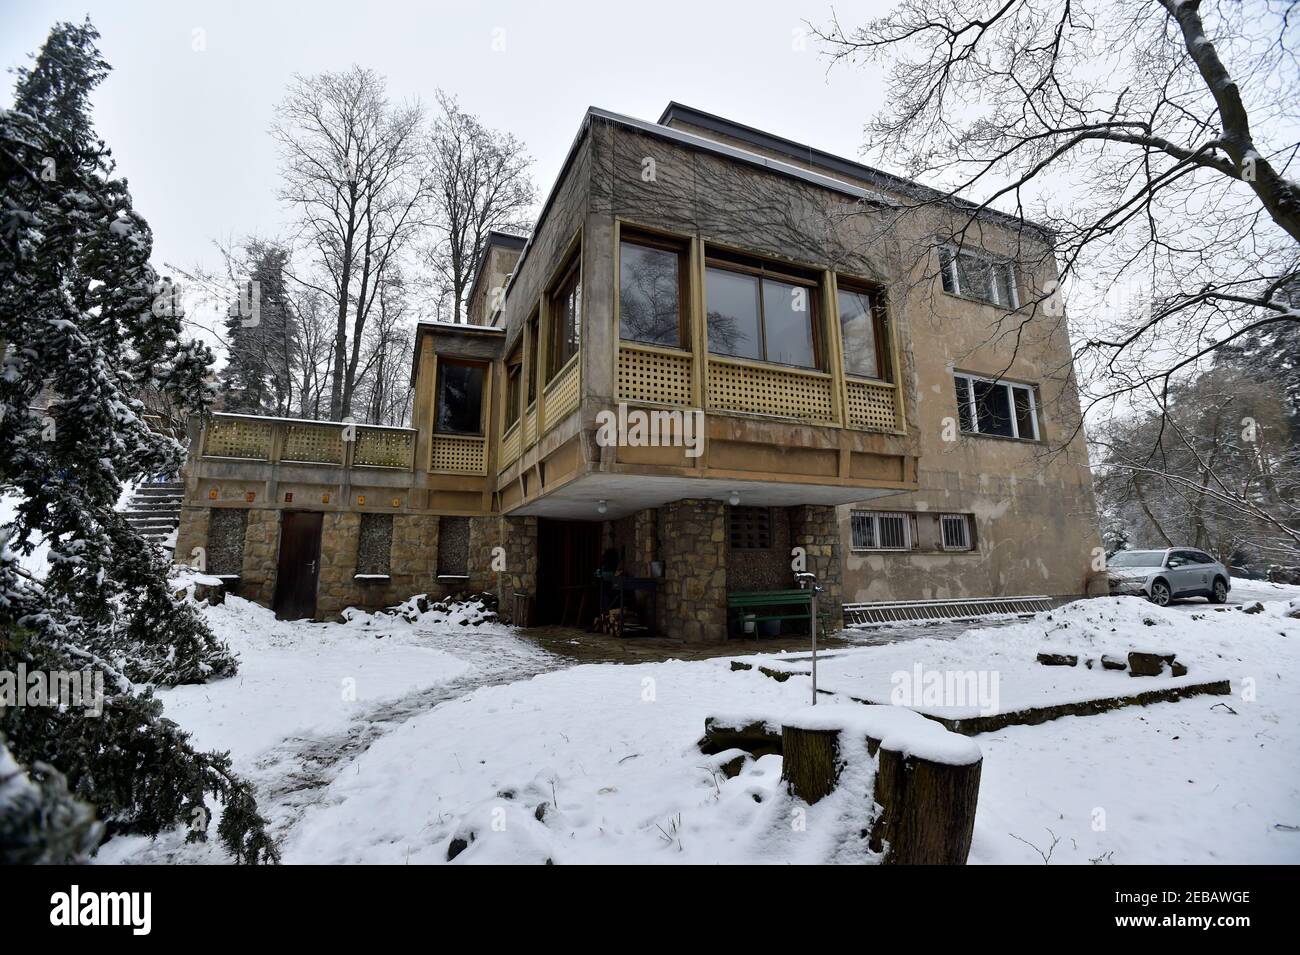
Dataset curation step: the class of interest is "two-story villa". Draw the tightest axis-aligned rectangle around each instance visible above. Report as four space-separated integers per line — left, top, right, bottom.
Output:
175 103 1103 639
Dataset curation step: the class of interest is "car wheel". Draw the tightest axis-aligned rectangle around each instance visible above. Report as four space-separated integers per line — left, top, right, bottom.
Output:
1210 578 1228 604
1148 580 1171 606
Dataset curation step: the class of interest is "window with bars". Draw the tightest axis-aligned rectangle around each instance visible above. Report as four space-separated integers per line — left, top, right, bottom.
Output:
953 372 1040 440
940 513 973 551
938 246 1019 308
728 506 772 549
850 511 911 551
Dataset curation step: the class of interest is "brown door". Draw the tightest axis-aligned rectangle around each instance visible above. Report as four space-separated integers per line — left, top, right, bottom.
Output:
273 511 323 620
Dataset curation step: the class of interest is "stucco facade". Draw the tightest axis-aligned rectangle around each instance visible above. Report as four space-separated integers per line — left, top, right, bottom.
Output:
174 102 1102 636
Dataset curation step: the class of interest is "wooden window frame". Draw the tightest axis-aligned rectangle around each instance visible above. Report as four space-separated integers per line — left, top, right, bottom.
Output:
547 255 582 382
434 356 488 437
525 309 540 405
704 251 823 370
504 352 522 430
836 281 891 382
618 231 690 350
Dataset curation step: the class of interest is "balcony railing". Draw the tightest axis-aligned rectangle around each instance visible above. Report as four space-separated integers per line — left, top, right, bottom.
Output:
706 357 836 424
200 413 416 469
617 343 693 406
430 433 487 475
543 356 581 433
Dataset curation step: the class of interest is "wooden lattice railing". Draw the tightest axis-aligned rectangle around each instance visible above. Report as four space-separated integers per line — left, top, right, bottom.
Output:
706 358 835 424
543 357 581 432
617 344 693 406
200 413 416 469
500 421 522 470
430 433 487 475
845 378 900 432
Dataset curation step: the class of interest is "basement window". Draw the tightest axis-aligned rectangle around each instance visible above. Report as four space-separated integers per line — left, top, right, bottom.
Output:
938 246 1019 308
728 506 772 550
620 234 687 348
436 358 486 436
939 514 973 552
954 373 1040 441
851 511 911 551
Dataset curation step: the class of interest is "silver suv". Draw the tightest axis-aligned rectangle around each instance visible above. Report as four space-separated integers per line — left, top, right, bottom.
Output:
1106 548 1232 606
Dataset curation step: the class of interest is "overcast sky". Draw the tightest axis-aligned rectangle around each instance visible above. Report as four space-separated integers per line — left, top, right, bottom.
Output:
1 0 895 278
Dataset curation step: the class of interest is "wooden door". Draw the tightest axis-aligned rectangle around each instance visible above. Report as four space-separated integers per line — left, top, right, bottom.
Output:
536 519 602 625
273 511 323 620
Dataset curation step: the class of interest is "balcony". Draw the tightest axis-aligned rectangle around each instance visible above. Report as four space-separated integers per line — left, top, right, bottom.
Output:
201 413 416 469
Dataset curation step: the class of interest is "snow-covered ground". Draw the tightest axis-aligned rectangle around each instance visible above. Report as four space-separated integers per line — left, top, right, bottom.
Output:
96 585 1300 865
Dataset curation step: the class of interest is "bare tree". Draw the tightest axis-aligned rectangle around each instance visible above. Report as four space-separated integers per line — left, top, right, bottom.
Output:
815 0 1299 538
273 66 430 420
424 91 535 323
352 273 415 426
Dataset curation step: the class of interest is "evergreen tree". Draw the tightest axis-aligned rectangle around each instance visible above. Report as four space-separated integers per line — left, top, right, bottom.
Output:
217 240 298 415
0 20 276 862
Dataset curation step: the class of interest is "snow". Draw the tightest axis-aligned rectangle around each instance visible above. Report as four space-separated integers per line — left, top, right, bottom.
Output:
759 598 1242 720
93 587 1300 865
149 594 477 765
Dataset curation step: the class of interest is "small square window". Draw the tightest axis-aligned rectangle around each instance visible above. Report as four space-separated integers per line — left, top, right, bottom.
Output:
940 514 972 551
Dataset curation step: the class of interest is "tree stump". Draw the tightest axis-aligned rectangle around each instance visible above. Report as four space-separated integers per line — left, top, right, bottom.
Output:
869 746 982 865
781 726 843 803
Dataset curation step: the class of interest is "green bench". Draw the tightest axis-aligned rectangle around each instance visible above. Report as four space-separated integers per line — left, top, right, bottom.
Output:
728 589 830 637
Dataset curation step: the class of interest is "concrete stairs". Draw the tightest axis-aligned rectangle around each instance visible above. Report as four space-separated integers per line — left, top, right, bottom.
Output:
121 482 183 553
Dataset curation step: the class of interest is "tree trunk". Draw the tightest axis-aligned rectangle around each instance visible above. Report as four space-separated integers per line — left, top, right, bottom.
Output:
869 746 982 865
781 726 842 803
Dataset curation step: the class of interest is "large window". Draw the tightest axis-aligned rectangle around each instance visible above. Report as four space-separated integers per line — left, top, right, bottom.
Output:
706 258 818 369
837 285 889 380
939 246 1019 307
620 236 684 347
435 358 486 435
850 511 911 551
954 372 1039 440
547 258 581 380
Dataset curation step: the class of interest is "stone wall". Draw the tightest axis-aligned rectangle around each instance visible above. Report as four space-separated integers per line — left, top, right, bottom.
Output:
497 515 538 623
241 508 281 606
725 506 792 592
657 499 727 642
174 505 210 572
316 512 361 619
790 504 844 632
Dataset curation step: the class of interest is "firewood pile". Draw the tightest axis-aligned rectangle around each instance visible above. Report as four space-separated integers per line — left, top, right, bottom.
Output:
592 606 641 635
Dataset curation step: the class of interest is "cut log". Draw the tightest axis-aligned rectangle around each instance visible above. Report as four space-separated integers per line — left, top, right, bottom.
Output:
699 716 781 757
869 746 982 865
780 726 843 803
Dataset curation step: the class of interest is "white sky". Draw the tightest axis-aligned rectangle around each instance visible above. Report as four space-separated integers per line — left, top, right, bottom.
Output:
1 0 895 279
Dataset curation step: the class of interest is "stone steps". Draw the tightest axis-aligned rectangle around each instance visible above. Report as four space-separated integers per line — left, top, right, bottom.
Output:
120 482 184 552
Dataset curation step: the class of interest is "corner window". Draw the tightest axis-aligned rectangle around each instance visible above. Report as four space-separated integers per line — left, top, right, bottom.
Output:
435 358 486 435
620 236 685 348
954 373 1039 441
851 511 911 551
837 285 889 380
706 257 819 369
939 246 1019 307
939 514 973 551
547 258 581 380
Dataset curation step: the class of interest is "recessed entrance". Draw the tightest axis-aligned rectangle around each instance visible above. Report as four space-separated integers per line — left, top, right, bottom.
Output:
535 518 602 626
